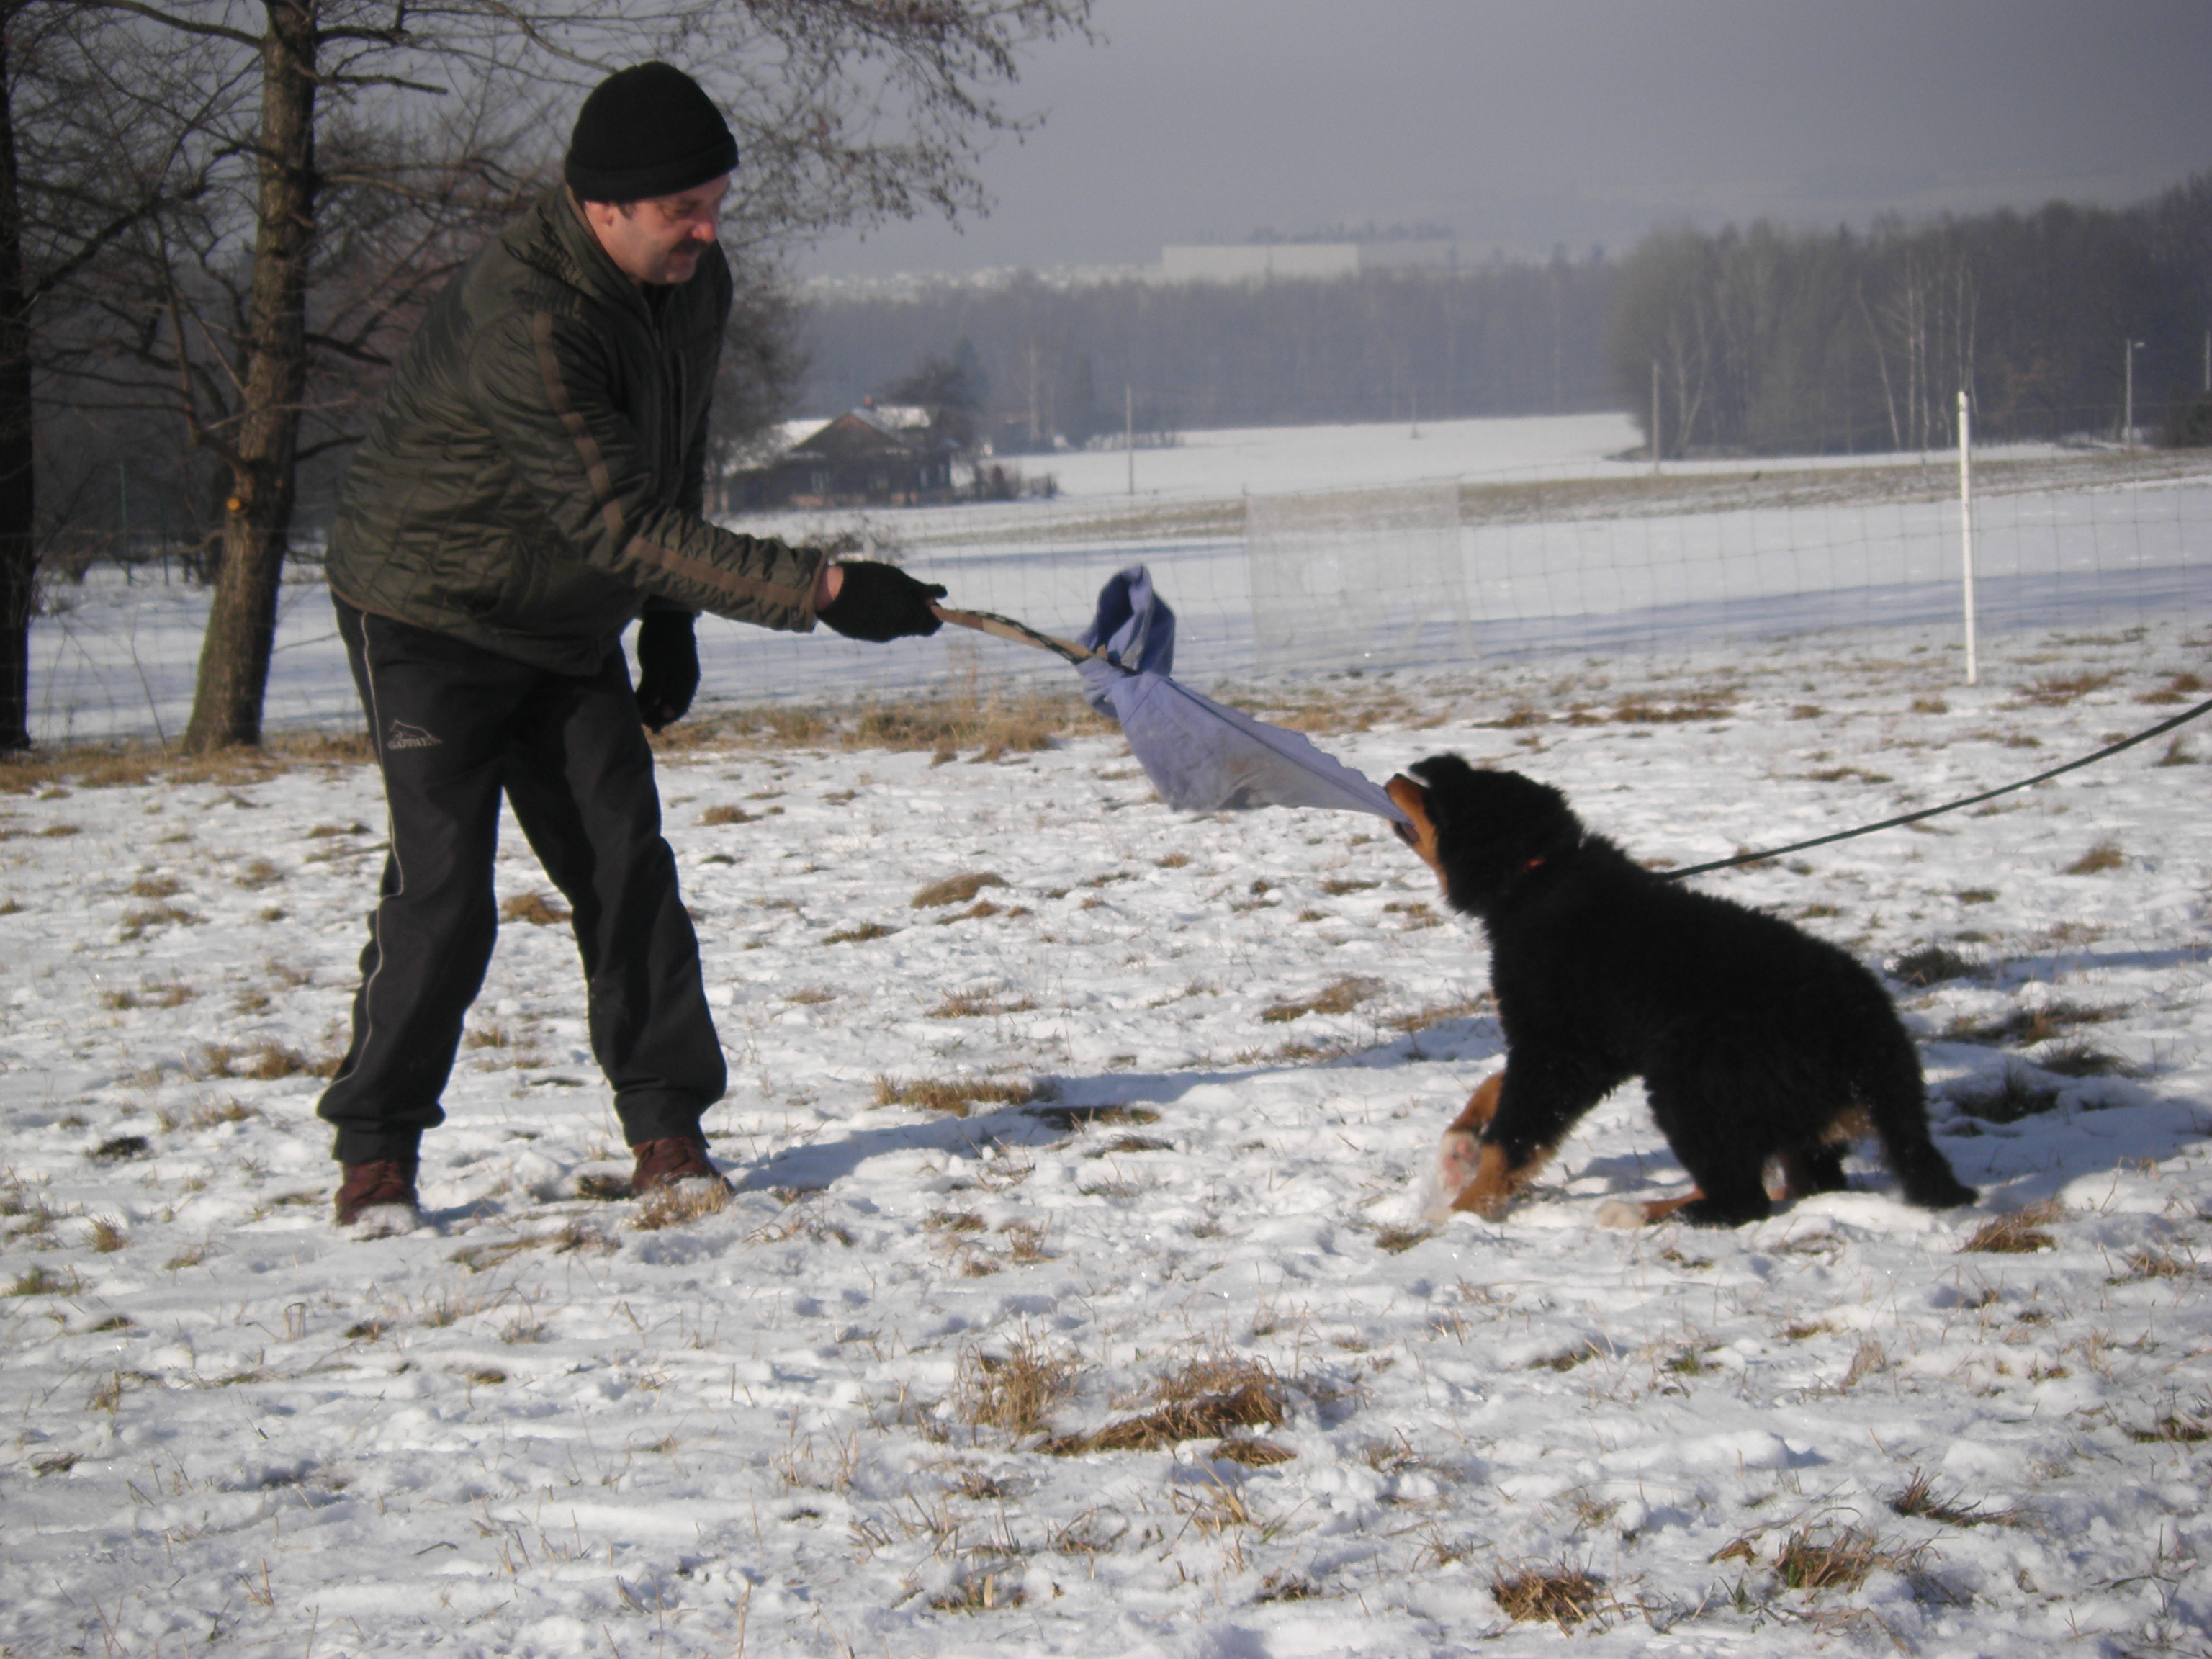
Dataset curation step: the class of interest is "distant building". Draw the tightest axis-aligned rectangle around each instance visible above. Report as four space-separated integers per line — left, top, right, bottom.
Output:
1159 240 1465 284
728 403 956 510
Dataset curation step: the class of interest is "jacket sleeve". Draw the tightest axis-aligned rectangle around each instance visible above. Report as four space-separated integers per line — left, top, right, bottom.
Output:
468 304 821 631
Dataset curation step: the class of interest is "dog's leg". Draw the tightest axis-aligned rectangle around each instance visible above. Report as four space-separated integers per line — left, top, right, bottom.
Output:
1450 1072 1504 1133
1435 1072 1504 1205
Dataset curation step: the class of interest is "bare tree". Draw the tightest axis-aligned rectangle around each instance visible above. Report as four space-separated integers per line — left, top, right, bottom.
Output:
59 0 1090 752
1 1 216 752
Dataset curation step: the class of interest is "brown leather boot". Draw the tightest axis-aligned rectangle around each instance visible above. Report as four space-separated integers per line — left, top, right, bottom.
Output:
630 1136 730 1194
334 1157 420 1231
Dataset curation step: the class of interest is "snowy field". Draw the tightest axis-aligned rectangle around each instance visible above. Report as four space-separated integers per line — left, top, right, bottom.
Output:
27 412 2208 745
5 612 2212 1655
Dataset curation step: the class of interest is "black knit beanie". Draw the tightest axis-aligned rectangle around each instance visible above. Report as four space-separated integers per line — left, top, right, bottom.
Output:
565 63 737 203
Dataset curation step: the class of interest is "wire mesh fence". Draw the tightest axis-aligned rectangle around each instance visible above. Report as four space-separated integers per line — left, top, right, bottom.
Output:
26 440 2212 747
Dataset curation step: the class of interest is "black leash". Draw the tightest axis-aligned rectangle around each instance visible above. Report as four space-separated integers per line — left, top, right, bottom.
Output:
1663 692 2212 881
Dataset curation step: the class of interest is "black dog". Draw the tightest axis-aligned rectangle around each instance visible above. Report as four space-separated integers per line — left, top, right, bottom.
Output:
1385 756 1976 1227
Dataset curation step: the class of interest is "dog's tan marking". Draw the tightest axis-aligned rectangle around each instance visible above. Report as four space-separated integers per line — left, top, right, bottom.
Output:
1449 1071 1503 1134
1385 775 1444 882
1449 1141 1554 1219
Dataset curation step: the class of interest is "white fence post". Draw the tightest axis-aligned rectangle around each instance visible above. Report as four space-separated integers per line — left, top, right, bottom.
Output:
1958 388 1978 686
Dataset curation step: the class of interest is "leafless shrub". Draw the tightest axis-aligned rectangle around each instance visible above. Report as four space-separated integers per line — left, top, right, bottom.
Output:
1961 1200 2064 1254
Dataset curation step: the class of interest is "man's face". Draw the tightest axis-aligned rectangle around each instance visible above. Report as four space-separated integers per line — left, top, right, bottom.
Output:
585 175 729 287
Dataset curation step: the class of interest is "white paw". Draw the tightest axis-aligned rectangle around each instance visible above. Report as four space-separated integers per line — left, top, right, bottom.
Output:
1593 1200 1647 1231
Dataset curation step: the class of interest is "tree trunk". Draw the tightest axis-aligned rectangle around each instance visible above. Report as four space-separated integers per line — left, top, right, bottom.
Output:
182 0 315 752
0 19 34 753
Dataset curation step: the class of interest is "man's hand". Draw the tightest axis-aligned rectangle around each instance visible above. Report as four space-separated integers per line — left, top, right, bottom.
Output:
633 609 700 731
816 560 947 643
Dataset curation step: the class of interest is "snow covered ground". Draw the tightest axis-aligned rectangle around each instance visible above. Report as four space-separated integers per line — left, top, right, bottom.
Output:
5 614 2212 1655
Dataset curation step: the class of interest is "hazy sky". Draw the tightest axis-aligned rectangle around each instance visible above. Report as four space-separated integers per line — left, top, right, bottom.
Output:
796 0 2212 280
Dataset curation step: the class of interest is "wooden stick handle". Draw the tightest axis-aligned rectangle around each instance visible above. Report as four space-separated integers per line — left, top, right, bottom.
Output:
931 604 1104 667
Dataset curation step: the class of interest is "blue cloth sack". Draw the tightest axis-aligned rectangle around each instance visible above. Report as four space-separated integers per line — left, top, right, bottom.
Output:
1076 566 1408 823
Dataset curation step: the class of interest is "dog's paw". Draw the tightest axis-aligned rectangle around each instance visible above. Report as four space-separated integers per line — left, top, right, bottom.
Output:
1437 1129 1482 1194
1594 1200 1648 1230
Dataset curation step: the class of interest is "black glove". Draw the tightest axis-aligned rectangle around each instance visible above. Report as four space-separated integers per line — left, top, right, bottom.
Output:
633 609 699 732
816 561 947 643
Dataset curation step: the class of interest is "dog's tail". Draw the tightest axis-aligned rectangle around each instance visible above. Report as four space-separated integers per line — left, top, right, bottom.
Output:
1855 1031 1978 1210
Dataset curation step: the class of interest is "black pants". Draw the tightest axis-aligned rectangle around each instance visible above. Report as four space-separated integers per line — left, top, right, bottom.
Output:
318 599 725 1164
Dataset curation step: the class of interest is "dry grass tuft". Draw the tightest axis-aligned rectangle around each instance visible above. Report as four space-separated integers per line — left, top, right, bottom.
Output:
1384 993 1490 1033
1951 1068 2062 1124
1375 1226 1437 1254
1213 1437 1297 1467
698 804 756 826
1889 1469 2034 1529
873 1075 1041 1118
118 902 204 940
86 1134 151 1164
822 921 896 944
912 871 1008 909
85 1216 129 1254
2064 840 2125 875
2128 1409 2211 1444
1261 975 1384 1024
500 890 570 926
953 1334 1080 1439
1491 1564 1607 1629
1945 998 2119 1048
576 1173 633 1202
1026 1103 1156 1132
191 1040 338 1082
634 1180 732 1231
1043 1364 1282 1456
928 988 1037 1020
2022 672 2116 706
1774 1526 1927 1592
1961 1199 2064 1254
1890 945 1980 987
928 1572 1025 1614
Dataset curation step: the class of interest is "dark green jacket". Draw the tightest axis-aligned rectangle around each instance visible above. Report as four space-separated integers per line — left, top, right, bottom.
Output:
326 188 822 675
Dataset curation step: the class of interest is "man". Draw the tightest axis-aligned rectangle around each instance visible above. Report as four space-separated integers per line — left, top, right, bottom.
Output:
318 63 945 1231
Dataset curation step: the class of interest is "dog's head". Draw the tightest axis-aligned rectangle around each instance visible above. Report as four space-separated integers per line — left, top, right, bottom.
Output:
1385 756 1582 917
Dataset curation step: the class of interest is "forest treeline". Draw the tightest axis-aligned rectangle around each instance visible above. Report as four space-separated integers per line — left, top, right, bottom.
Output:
799 170 2212 456
1610 173 2212 456
794 254 1618 444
